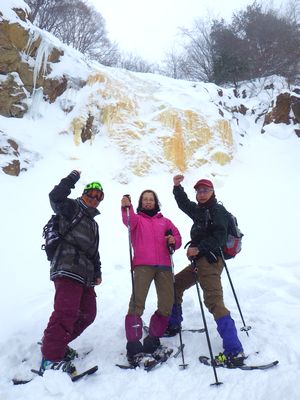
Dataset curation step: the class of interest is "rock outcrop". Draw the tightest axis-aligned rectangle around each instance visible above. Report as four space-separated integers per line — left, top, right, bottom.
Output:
0 5 67 118
0 135 20 175
263 89 300 134
0 131 41 176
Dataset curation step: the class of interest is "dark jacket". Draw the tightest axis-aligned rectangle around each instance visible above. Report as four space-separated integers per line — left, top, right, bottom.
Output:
173 185 228 257
49 171 101 286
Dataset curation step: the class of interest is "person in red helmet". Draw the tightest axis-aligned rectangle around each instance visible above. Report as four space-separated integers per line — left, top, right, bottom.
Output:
166 174 245 367
40 171 104 375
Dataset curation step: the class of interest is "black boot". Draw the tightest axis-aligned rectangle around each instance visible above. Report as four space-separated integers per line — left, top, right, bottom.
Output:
126 341 143 363
143 335 161 354
63 346 78 361
164 325 181 337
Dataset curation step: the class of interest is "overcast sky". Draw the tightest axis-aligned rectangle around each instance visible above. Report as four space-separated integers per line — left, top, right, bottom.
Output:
90 0 283 63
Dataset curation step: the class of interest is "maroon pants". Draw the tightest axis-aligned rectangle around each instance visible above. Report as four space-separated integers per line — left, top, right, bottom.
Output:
42 277 97 361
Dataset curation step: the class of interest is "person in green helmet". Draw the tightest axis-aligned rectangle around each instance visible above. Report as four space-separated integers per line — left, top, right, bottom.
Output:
40 170 104 375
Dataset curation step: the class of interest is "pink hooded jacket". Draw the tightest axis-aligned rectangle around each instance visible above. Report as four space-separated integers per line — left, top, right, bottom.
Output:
122 205 182 268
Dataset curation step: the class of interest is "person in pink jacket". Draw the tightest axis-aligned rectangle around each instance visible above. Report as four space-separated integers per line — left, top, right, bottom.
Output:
121 190 182 362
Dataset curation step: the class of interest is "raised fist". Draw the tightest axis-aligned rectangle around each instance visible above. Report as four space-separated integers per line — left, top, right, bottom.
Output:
173 174 184 186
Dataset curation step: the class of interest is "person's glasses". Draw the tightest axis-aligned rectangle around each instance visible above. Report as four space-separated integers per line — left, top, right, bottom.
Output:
85 189 104 202
196 188 213 195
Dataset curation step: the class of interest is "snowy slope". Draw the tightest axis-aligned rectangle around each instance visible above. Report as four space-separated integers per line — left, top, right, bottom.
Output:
1 97 300 400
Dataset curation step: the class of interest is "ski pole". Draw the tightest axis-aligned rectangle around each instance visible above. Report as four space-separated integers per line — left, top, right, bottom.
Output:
191 258 222 386
165 230 188 370
220 250 251 336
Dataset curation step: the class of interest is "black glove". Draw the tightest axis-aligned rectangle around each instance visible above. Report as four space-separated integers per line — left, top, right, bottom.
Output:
68 170 80 184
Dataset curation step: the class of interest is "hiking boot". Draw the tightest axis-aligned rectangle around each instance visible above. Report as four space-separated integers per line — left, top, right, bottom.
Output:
164 325 181 337
63 346 78 362
228 352 246 367
214 352 227 366
214 352 246 367
126 341 143 364
143 335 161 354
40 358 77 375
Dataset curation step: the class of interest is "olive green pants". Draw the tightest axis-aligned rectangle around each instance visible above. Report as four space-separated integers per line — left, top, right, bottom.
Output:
128 266 174 317
174 256 230 320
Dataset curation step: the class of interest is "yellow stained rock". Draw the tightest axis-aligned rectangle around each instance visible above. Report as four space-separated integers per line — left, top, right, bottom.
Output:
69 72 235 175
211 152 232 165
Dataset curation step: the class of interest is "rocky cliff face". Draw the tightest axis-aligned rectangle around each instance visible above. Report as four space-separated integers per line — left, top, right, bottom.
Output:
0 3 70 174
263 89 300 136
0 6 66 117
0 2 299 177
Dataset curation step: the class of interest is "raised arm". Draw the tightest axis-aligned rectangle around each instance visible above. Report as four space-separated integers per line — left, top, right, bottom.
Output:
49 170 80 218
121 195 138 230
173 175 197 219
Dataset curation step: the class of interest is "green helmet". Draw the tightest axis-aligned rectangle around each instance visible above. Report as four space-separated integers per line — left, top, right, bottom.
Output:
83 181 103 192
84 182 103 192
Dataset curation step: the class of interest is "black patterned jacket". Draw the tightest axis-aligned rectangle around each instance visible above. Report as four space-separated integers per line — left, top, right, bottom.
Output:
49 171 101 286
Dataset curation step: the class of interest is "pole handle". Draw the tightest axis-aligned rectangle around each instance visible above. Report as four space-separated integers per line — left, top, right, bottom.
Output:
165 229 175 254
123 194 131 212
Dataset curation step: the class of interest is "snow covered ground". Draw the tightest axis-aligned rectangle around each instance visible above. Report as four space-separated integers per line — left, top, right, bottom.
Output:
1 96 300 399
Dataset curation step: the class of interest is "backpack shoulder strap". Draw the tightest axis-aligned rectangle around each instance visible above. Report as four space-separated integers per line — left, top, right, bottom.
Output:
60 208 85 239
217 201 229 214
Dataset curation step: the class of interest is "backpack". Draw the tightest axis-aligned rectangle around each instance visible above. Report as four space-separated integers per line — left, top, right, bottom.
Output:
222 212 243 260
41 210 84 262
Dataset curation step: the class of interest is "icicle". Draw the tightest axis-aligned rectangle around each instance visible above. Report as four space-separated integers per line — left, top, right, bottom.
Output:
24 30 53 90
32 39 52 90
22 30 53 118
27 87 44 120
24 30 40 57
